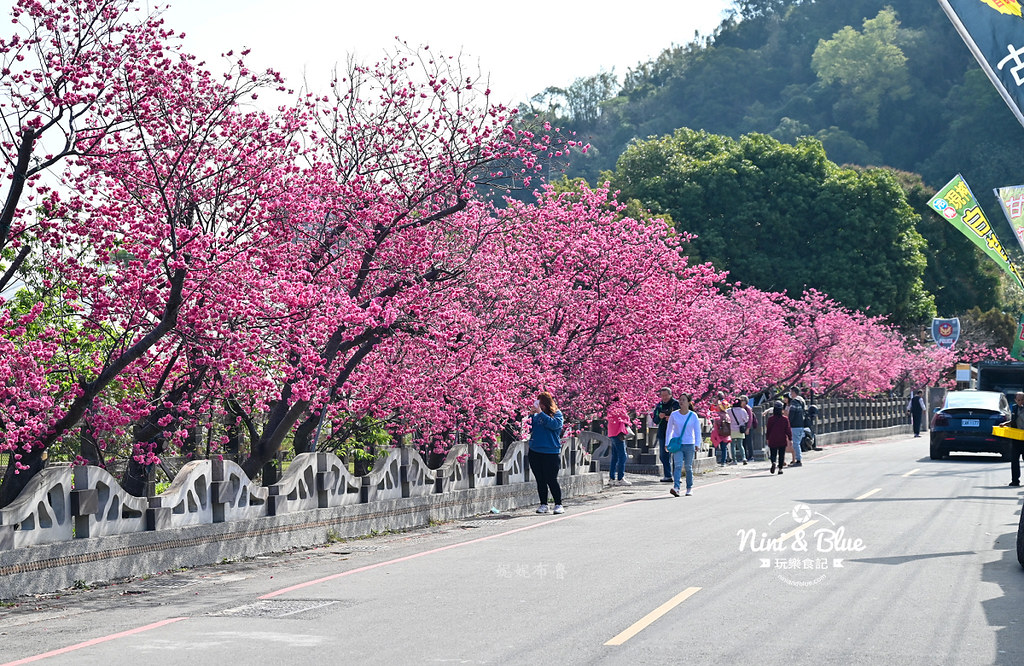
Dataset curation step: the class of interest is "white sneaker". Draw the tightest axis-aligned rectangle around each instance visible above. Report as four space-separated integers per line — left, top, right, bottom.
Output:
685 489 692 496
553 505 564 514
536 504 549 514
619 478 632 486
608 479 619 486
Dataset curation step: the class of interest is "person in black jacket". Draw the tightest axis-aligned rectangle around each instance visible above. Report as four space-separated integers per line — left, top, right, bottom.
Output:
906 390 926 438
651 387 680 482
1007 392 1024 487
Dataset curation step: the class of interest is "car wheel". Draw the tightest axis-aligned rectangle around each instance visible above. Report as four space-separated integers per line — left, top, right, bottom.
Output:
930 441 944 460
1018 502 1024 569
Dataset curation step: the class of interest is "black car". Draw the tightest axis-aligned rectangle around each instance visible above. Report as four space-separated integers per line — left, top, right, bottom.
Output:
930 390 1012 460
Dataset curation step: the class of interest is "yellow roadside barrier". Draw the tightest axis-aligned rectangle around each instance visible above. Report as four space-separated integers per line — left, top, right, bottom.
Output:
992 425 1024 440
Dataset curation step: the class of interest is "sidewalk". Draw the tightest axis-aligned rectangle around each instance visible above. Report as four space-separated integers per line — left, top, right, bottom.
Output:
601 443 832 488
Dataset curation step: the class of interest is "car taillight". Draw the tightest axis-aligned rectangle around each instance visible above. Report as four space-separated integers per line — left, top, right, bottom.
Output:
934 414 949 427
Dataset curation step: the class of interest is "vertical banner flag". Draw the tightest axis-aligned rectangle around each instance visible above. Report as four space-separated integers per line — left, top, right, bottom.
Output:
932 317 962 348
1011 315 1024 360
938 0 1024 130
928 174 1024 289
994 184 1024 253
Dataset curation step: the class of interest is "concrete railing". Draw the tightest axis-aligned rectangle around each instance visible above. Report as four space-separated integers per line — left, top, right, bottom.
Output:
0 438 601 598
582 396 913 466
0 438 591 552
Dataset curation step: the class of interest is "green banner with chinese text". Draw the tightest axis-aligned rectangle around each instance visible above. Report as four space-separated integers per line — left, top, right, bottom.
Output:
928 174 1024 291
1012 315 1024 362
995 184 1024 255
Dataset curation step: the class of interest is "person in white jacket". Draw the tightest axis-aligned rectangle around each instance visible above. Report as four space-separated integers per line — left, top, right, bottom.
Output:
664 393 703 497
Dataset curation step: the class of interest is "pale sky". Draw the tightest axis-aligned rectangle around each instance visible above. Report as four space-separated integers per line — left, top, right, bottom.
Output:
159 0 737 105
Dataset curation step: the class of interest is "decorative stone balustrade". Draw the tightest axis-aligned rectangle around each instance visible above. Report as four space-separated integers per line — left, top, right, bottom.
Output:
211 459 269 522
0 438 594 552
72 465 147 538
147 460 213 530
0 465 73 549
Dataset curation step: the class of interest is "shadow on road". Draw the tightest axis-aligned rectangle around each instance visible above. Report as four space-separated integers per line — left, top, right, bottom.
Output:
846 551 975 565
981 497 1024 665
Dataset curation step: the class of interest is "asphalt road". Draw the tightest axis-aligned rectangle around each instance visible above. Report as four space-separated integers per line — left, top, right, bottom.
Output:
1 435 1022 665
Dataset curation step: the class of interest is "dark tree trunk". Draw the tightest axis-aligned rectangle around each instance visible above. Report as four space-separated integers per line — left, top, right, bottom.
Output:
0 448 46 507
241 333 382 479
79 424 103 467
261 460 280 486
224 421 241 460
291 414 320 455
180 426 198 459
353 443 376 476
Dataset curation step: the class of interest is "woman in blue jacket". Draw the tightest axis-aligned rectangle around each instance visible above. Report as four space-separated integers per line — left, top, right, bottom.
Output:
529 391 565 514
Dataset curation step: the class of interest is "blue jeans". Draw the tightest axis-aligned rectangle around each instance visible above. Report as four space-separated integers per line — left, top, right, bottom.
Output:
658 434 671 478
791 428 804 461
672 445 696 491
731 436 746 463
609 435 626 480
717 442 729 465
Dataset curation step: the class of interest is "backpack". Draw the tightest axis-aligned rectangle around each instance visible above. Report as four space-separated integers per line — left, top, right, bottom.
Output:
788 399 805 427
716 415 732 437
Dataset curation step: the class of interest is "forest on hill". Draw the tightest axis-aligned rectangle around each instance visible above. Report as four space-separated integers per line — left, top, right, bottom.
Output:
526 0 1024 331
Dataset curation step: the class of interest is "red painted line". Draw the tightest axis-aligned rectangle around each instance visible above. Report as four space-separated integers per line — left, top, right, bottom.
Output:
1 617 186 666
262 474 747 599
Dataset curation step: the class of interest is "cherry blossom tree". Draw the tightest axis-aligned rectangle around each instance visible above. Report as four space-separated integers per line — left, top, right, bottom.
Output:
228 49 571 478
0 0 296 503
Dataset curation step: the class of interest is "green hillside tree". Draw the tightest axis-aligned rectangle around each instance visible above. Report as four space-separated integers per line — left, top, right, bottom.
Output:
811 8 917 129
609 128 935 325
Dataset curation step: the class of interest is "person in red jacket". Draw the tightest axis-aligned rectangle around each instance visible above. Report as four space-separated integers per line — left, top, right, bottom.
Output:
605 395 631 486
764 401 792 475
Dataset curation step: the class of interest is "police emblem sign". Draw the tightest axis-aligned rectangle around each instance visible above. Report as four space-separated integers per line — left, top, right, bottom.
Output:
932 317 961 348
939 0 1024 129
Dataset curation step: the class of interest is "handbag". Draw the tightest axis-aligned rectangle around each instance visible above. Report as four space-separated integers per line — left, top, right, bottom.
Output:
666 413 694 453
625 426 636 437
730 407 747 434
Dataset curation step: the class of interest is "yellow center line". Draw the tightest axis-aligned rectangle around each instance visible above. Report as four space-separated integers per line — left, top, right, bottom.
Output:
604 587 702 646
855 488 881 500
780 519 818 543
902 468 920 478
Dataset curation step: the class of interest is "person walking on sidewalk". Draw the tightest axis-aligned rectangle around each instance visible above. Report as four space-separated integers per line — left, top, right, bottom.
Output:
710 402 731 466
740 394 758 461
606 395 631 486
1006 391 1024 487
906 390 926 438
652 388 680 482
727 398 750 465
665 393 702 497
764 401 792 475
529 392 566 514
785 387 807 467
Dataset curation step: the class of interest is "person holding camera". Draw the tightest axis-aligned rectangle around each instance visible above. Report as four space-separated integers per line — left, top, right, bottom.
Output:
727 398 749 465
529 392 565 514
